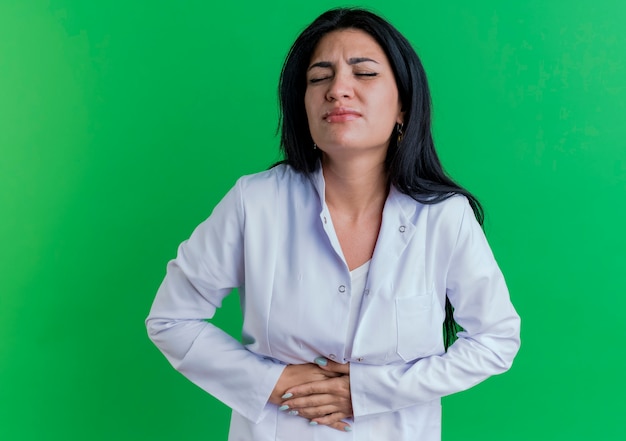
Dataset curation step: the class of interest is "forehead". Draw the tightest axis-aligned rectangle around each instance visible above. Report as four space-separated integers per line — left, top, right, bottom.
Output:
310 29 387 62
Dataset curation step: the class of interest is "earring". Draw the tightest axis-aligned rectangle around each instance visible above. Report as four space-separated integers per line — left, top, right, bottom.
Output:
313 143 318 150
397 123 404 143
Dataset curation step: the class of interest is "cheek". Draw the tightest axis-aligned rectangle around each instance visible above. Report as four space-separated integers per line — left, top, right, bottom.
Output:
374 90 402 137
370 83 401 118
383 92 402 123
304 90 321 133
385 90 401 112
304 91 313 121
304 86 318 109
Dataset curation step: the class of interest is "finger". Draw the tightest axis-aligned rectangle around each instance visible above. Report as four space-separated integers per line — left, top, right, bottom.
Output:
314 357 350 374
284 377 350 399
280 373 343 401
283 380 330 398
328 421 352 433
309 413 352 432
283 390 350 411
272 363 340 404
283 394 352 421
283 393 334 409
287 403 342 419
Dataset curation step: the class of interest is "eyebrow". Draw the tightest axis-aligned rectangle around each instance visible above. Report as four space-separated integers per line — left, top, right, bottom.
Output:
308 57 379 71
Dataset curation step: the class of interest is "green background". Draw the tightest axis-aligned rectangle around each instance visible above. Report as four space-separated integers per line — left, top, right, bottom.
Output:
1 0 624 440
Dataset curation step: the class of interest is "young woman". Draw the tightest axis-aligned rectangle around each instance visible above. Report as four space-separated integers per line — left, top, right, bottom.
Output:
147 8 520 441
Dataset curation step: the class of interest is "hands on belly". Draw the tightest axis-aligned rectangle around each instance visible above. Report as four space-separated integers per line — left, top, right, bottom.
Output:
270 358 353 432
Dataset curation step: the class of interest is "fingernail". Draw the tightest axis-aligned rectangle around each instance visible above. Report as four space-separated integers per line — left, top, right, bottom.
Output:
344 426 352 432
314 356 328 366
281 393 293 399
309 421 318 426
288 410 299 416
278 405 289 411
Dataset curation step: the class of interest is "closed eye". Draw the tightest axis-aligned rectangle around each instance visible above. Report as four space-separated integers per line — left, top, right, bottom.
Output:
308 76 331 84
309 72 378 83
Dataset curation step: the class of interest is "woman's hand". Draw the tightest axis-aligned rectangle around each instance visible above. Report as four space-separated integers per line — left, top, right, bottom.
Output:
269 362 341 405
280 358 353 432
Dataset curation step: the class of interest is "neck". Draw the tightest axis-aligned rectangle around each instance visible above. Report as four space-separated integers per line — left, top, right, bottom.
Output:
322 155 389 219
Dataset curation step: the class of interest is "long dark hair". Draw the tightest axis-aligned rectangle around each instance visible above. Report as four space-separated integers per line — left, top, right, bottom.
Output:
277 8 483 349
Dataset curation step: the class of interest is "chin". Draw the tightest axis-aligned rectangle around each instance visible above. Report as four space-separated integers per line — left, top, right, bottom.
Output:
321 141 389 159
319 133 366 149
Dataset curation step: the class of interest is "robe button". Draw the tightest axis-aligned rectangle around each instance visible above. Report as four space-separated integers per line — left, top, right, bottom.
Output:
338 285 346 293
364 289 370 296
323 216 327 224
357 357 364 362
399 225 406 233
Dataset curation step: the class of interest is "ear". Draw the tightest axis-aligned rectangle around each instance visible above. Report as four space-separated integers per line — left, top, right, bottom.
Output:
396 107 405 125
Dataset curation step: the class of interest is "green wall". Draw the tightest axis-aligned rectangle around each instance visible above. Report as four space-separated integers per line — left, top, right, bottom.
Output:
1 1 624 440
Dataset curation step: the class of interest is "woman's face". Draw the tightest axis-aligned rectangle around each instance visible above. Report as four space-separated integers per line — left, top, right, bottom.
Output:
304 29 403 161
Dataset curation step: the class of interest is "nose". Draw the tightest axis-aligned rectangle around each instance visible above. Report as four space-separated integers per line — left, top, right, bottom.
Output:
325 71 354 102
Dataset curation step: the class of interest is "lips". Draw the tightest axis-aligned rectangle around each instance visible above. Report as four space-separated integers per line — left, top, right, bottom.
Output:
323 107 362 123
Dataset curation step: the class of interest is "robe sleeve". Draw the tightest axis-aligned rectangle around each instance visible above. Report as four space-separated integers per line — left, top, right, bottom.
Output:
350 198 521 417
145 179 285 423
